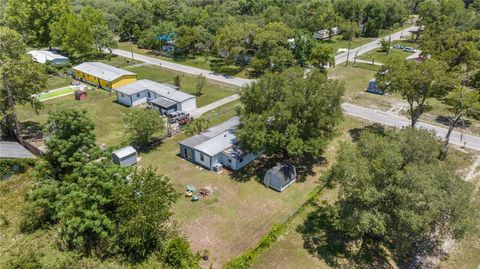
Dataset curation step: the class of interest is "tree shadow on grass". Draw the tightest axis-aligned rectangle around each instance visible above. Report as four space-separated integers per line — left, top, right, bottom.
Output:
21 121 44 140
209 59 244 77
298 203 390 269
229 154 324 183
348 123 386 142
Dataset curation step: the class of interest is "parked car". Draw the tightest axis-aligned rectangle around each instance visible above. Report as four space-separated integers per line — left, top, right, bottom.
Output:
403 47 416 53
168 111 190 123
393 44 404 49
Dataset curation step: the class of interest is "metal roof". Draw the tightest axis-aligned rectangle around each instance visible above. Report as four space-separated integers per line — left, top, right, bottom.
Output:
74 62 136 82
0 141 35 159
116 79 195 103
150 96 177 108
179 117 240 156
112 146 137 158
28 50 68 63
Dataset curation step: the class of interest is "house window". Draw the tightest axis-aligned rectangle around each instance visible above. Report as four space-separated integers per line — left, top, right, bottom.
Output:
200 154 204 162
239 157 244 163
136 93 140 98
148 92 151 98
121 94 124 97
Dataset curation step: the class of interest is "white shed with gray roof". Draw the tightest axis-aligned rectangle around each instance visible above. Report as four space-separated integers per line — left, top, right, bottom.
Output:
112 146 137 166
178 117 260 171
115 79 196 113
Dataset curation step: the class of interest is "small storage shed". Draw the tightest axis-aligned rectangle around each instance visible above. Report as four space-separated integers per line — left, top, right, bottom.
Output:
112 146 137 166
75 89 87 101
263 164 297 192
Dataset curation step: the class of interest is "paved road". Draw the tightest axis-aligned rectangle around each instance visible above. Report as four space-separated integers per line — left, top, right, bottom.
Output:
342 103 480 151
334 26 417 65
112 49 252 87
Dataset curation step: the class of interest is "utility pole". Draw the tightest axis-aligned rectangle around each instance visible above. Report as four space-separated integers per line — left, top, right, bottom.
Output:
387 34 392 55
128 31 135 62
345 35 352 67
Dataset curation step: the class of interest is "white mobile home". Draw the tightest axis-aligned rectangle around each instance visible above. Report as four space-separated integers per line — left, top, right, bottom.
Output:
28 50 69 65
115 79 196 113
178 117 260 171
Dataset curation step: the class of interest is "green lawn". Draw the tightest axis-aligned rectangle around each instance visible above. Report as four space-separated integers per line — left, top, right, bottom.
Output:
358 47 414 64
37 86 76 101
46 75 72 90
17 90 129 146
125 64 239 107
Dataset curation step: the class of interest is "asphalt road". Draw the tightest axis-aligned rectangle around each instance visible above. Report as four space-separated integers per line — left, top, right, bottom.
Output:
112 49 253 87
334 25 418 65
342 103 480 151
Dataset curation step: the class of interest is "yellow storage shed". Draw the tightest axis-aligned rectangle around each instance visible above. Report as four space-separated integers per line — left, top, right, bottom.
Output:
73 62 137 89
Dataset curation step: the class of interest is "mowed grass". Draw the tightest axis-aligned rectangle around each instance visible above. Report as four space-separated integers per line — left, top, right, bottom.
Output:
358 47 414 64
318 35 375 54
251 128 478 269
137 116 366 268
37 86 75 101
17 90 129 146
125 64 239 107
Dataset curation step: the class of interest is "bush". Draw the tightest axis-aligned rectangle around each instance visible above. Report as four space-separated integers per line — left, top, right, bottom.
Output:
162 237 200 269
0 159 36 180
7 249 42 269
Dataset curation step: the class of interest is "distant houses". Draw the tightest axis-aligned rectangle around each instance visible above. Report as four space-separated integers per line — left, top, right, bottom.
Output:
314 27 341 40
115 79 196 113
28 50 69 65
73 62 137 89
179 117 260 171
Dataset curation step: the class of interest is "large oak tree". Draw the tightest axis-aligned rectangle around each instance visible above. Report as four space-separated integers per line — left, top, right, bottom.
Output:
237 67 344 159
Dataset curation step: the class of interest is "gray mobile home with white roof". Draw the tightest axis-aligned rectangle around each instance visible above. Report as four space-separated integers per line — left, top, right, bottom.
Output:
178 117 260 171
115 79 196 113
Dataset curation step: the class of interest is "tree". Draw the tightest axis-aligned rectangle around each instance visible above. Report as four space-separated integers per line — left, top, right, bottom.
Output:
379 38 390 54
185 118 210 136
115 167 179 262
123 109 164 147
237 68 344 158
50 13 94 58
195 74 206 97
58 161 129 256
3 0 70 47
362 0 387 37
291 30 315 67
378 59 455 126
441 86 480 159
214 23 258 65
324 128 474 261
43 109 97 178
0 27 46 143
310 44 335 72
174 75 182 89
81 6 117 53
340 20 360 41
175 25 202 58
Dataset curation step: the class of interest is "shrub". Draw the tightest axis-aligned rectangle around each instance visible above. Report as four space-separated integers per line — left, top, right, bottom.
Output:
162 237 200 269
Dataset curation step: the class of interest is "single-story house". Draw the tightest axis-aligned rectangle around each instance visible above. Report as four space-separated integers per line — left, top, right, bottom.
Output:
112 146 137 166
178 117 260 171
0 141 35 159
73 62 137 89
115 79 196 113
263 163 297 192
314 27 341 40
28 50 69 65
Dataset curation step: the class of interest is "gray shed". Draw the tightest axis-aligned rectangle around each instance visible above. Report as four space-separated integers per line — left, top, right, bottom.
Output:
263 164 297 192
112 146 137 166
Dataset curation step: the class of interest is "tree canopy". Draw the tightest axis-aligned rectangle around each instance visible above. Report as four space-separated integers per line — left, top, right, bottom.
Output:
237 67 344 158
322 127 474 262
